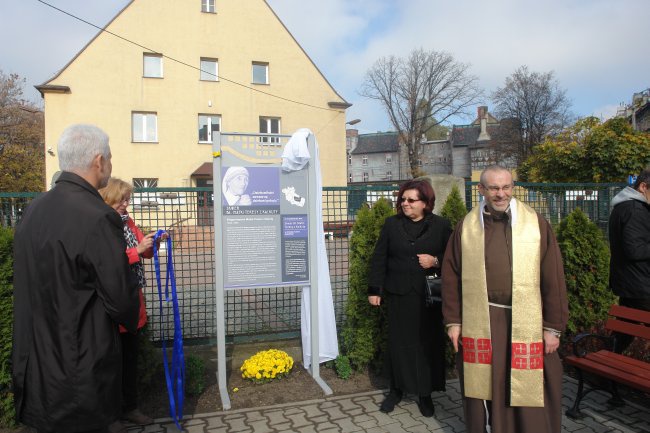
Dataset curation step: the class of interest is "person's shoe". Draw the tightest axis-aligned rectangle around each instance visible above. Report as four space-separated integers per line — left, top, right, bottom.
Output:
122 408 154 425
107 420 128 433
379 389 403 413
418 395 435 417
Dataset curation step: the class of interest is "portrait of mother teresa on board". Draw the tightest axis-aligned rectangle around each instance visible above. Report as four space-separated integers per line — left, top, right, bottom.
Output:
222 166 252 206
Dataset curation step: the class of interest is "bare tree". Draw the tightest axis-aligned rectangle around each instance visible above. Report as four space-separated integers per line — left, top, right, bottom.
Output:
360 48 482 176
491 66 572 163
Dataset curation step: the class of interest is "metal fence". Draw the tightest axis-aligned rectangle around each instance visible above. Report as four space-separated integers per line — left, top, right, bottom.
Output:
0 181 626 343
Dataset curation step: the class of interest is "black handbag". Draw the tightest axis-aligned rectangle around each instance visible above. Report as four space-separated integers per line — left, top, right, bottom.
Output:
424 272 442 306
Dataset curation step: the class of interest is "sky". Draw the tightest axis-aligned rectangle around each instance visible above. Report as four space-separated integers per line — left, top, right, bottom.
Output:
1 0 648 134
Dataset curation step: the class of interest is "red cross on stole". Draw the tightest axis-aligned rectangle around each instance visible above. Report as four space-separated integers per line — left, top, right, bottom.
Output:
511 342 544 369
462 337 492 364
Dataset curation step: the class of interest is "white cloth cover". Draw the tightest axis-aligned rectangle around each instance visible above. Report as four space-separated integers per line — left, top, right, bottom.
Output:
281 128 339 368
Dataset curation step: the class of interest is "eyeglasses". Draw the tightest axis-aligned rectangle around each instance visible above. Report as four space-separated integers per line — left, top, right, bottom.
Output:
480 184 513 193
400 197 421 204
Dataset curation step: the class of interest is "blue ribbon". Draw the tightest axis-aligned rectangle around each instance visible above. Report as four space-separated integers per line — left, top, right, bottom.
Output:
153 230 185 430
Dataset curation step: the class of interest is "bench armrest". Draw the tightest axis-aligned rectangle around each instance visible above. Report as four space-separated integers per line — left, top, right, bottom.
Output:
571 332 614 357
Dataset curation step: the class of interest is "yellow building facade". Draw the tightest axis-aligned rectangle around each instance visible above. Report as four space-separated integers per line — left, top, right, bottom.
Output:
39 0 349 189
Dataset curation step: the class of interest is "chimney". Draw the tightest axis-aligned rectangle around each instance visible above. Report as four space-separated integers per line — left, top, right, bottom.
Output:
346 129 358 152
477 106 490 141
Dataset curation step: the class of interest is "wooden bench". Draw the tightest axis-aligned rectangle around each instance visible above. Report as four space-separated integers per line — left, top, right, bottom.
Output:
564 304 650 419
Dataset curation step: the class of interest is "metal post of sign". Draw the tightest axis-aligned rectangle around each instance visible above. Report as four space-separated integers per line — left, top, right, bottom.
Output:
307 134 332 395
212 132 231 410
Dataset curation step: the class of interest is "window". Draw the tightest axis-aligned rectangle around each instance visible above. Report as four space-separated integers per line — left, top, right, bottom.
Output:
259 116 280 143
362 172 369 182
132 112 157 142
362 156 368 166
201 0 215 13
198 114 221 143
200 58 218 81
143 54 162 78
348 154 352 165
348 173 353 183
133 178 158 188
386 154 392 164
252 62 269 84
386 171 392 180
417 158 423 167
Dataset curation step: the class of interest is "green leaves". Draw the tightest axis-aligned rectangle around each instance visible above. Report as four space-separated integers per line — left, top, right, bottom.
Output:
0 227 15 427
520 116 650 183
556 208 614 335
440 184 467 228
342 198 394 371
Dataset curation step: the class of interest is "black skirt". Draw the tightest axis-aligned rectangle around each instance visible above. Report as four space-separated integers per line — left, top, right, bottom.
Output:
384 289 446 395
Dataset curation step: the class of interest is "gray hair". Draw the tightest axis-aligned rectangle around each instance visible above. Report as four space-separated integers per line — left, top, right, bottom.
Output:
480 164 512 185
57 124 110 172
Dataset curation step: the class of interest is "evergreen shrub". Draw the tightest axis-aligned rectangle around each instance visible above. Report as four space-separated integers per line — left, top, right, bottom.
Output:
185 354 205 396
439 185 467 367
342 198 394 370
333 355 352 380
440 184 467 228
0 227 15 427
556 208 614 335
136 325 160 395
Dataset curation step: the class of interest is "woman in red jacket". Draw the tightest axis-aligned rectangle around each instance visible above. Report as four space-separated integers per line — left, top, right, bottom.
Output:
100 178 156 428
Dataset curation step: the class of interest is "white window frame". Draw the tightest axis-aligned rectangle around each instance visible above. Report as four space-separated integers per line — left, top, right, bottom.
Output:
200 58 218 81
133 178 158 188
348 154 352 165
386 171 392 180
348 173 353 183
198 114 221 143
201 0 215 13
259 116 280 143
132 112 158 143
143 54 163 78
362 156 368 166
252 62 269 85
362 172 369 182
386 153 392 164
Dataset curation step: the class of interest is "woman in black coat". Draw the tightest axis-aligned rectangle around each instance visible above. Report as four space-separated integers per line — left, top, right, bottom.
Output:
368 179 452 417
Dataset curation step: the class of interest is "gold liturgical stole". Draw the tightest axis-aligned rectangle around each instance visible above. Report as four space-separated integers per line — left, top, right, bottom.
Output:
461 199 544 407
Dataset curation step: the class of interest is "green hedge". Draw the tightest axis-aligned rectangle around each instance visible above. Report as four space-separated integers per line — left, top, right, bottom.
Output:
0 227 15 427
341 198 394 370
556 208 615 335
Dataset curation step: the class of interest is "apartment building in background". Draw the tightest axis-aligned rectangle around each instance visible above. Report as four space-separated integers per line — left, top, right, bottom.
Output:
38 0 350 190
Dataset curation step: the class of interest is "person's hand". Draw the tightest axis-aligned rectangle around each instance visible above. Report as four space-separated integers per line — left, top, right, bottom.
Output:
543 330 560 354
368 295 381 306
136 232 155 254
417 254 439 269
447 325 461 352
238 194 252 205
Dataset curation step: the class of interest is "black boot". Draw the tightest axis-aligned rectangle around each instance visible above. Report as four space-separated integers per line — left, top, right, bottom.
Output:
380 389 403 413
418 395 435 417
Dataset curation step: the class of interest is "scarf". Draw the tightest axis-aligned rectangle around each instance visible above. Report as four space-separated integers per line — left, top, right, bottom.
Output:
122 215 146 289
460 198 544 407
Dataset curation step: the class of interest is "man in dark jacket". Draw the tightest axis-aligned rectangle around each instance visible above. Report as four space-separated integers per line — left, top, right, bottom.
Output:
12 124 140 433
608 168 650 352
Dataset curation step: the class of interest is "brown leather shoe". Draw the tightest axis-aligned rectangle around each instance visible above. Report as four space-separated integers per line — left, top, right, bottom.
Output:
122 408 154 425
107 420 128 433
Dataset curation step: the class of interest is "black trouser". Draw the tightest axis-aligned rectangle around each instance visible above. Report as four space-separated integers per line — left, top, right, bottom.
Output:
120 331 140 412
614 297 650 353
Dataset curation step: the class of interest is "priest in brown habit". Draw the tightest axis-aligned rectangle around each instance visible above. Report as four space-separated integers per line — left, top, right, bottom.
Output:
441 165 568 433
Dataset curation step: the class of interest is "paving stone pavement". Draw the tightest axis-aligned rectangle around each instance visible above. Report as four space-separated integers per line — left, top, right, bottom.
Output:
124 376 649 433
